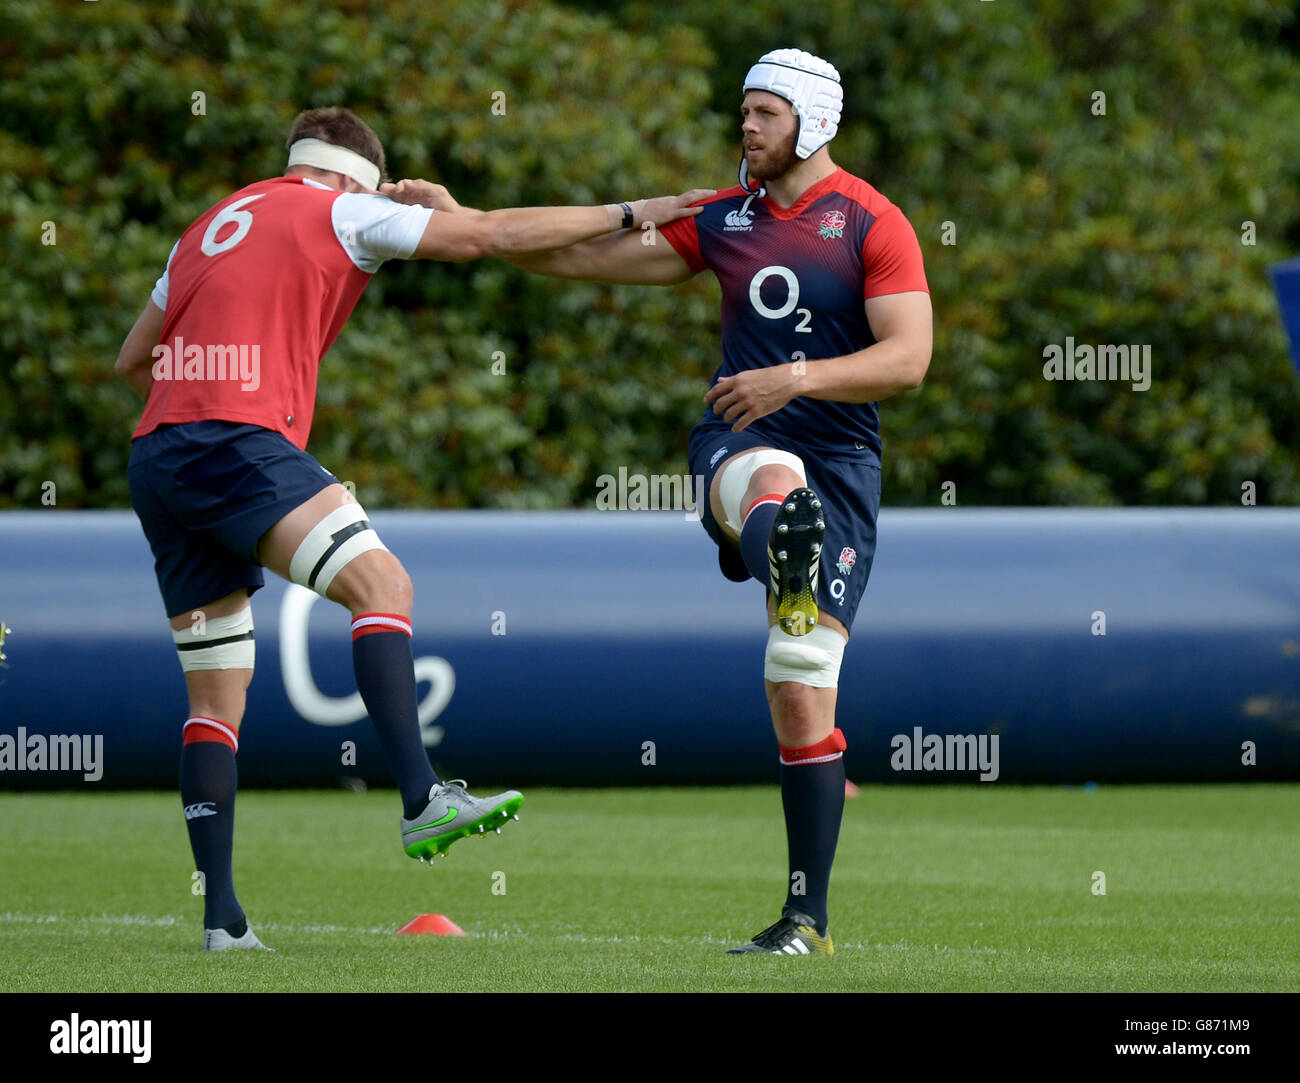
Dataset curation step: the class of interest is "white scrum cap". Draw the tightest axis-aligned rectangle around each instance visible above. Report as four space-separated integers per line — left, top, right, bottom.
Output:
743 48 843 160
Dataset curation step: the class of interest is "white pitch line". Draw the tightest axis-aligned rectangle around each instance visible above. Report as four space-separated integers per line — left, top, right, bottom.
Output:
0 912 1006 954
0 911 395 936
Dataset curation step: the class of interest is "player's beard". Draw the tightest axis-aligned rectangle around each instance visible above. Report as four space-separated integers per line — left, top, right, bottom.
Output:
746 126 800 182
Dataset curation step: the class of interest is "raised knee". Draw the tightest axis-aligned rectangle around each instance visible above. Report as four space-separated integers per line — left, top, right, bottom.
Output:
717 449 807 535
749 463 804 502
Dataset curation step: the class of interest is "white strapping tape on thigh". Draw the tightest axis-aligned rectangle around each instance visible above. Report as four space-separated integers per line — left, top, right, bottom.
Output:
173 607 255 671
288 501 388 598
717 449 806 536
764 622 845 689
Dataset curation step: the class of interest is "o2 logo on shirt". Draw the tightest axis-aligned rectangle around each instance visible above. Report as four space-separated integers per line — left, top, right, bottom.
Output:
748 265 813 333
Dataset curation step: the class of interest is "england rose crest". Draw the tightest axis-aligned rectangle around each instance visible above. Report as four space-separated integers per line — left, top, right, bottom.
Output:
836 546 857 576
818 210 846 240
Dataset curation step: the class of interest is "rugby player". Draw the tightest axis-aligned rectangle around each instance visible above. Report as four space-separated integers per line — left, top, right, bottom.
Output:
114 106 709 951
502 49 933 954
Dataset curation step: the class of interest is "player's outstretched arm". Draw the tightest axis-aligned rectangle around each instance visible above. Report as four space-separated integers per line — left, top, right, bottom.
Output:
390 181 710 264
114 299 166 400
504 187 714 285
504 226 699 286
383 179 712 283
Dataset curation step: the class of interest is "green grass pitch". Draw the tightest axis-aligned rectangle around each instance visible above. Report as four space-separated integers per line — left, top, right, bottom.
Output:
1 784 1296 992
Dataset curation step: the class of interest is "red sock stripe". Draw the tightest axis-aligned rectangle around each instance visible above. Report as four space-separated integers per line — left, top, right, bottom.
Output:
182 717 239 753
779 727 846 766
351 612 413 641
743 492 787 523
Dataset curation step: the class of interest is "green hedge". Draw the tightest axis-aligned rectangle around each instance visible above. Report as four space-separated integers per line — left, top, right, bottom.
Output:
3 0 1299 508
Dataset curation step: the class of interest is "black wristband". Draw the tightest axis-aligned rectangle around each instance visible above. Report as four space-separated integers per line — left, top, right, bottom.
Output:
620 202 634 230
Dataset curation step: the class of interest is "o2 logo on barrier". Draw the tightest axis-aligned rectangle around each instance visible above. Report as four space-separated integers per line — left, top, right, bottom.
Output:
278 585 452 747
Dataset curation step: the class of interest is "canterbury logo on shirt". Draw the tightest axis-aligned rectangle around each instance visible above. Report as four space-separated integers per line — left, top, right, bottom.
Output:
723 190 762 231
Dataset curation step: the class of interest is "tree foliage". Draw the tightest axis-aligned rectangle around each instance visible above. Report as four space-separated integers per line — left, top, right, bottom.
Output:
3 0 1299 508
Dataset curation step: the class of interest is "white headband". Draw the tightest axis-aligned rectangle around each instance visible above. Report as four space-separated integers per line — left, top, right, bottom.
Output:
286 137 380 190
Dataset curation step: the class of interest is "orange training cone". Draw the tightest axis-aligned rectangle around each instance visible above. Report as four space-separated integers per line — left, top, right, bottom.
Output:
844 780 861 798
397 914 465 936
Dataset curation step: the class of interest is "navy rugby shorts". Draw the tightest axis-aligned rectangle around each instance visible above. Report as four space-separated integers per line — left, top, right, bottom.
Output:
127 421 338 616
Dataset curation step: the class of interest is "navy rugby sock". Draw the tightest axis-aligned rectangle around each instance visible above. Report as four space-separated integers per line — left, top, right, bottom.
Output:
778 728 848 935
739 492 787 585
351 613 439 819
179 718 244 932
